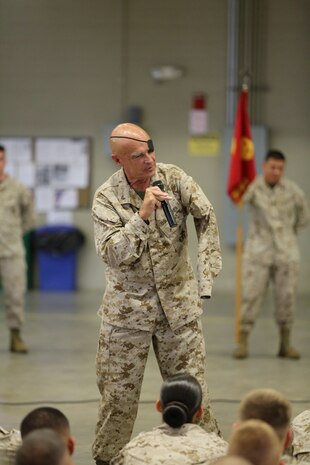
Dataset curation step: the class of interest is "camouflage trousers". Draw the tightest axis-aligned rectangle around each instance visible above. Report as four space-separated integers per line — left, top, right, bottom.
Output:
92 308 220 463
240 259 299 332
0 256 26 330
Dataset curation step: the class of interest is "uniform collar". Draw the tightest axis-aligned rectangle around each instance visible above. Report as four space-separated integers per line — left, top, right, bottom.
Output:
0 175 10 189
261 176 285 190
117 167 159 206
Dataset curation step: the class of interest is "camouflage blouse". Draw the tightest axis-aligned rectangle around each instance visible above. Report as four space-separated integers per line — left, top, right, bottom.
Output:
92 163 222 331
110 423 228 465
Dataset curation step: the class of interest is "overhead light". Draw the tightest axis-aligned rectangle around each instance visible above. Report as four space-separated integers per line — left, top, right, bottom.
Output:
150 65 185 83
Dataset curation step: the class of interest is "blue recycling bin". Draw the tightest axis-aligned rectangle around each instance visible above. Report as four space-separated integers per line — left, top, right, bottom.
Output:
35 225 84 291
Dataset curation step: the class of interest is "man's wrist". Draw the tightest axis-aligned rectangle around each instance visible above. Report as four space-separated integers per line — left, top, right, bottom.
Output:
139 212 150 224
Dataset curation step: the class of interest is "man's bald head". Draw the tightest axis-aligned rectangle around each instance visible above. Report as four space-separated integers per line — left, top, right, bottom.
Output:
109 123 156 185
111 123 150 140
110 123 151 156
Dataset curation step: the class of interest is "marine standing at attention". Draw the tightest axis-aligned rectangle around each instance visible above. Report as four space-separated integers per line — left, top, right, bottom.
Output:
233 149 309 359
0 145 35 353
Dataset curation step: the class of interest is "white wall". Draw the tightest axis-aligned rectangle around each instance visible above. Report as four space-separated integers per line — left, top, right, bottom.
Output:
0 0 309 292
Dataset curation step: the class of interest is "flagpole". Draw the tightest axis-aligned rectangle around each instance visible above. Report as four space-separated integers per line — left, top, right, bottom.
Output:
235 200 243 343
227 75 256 345
235 77 248 344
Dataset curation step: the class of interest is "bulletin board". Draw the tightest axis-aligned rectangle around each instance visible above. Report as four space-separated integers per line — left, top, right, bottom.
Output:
0 136 91 213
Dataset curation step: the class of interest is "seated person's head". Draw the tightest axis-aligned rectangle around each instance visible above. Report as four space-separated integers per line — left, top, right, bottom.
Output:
238 388 292 449
156 373 203 428
228 419 282 465
15 428 71 465
20 407 75 456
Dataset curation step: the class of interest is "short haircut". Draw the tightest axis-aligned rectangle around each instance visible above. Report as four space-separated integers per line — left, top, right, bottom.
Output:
16 428 67 465
265 149 286 162
228 419 282 465
0 145 5 152
239 388 291 441
160 373 202 428
20 407 70 439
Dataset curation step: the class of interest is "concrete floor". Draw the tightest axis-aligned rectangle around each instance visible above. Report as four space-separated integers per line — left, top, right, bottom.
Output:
1 291 309 465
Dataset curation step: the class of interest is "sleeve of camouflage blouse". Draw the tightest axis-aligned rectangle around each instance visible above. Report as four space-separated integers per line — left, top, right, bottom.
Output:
194 205 222 298
242 180 256 204
92 192 150 267
180 172 222 298
294 186 310 232
110 450 125 465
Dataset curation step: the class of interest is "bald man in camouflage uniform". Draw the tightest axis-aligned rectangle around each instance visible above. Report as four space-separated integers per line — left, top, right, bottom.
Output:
233 150 309 359
0 145 35 353
92 123 222 464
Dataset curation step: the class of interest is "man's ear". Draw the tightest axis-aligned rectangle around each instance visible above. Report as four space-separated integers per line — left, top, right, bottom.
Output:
112 154 122 166
155 400 162 413
67 436 75 456
232 421 239 430
284 429 293 450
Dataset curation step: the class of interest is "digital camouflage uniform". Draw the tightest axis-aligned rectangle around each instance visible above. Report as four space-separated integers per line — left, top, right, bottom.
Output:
282 454 300 465
0 177 35 330
0 427 22 465
92 163 222 462
241 176 309 332
291 410 310 464
110 423 228 465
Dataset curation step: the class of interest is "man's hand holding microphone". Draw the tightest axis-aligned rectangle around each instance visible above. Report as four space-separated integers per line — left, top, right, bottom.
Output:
139 181 177 227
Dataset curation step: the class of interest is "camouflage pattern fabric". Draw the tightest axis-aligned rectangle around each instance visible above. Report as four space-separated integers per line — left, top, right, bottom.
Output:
281 454 299 465
291 410 310 463
92 163 222 331
0 427 22 465
240 260 299 331
0 177 34 330
92 163 222 462
240 176 309 331
243 176 309 265
92 309 221 462
110 423 228 465
0 177 35 258
0 256 26 329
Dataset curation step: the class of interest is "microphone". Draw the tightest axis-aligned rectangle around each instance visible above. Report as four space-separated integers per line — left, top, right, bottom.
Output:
152 180 177 228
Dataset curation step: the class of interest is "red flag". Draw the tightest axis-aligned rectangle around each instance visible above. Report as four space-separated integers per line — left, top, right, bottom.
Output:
227 88 256 203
